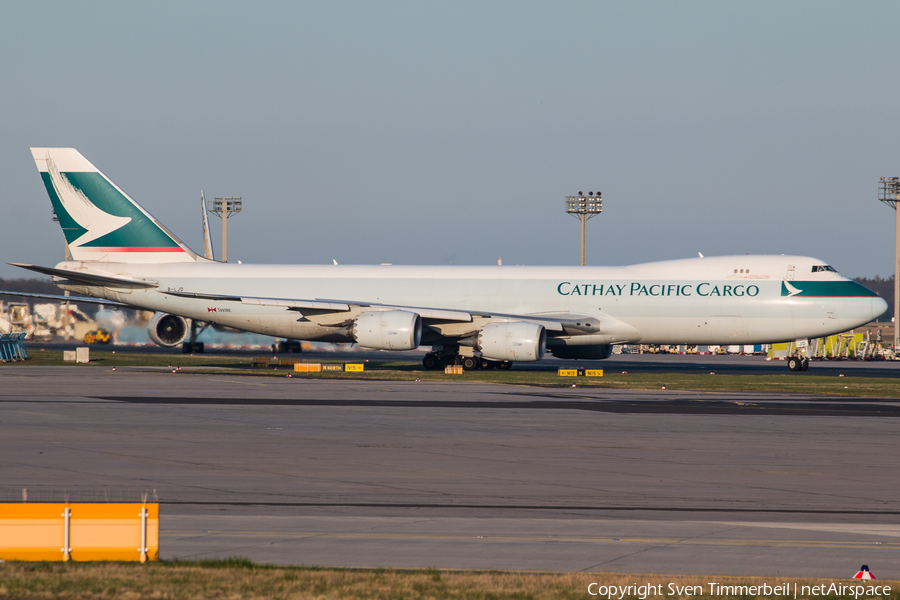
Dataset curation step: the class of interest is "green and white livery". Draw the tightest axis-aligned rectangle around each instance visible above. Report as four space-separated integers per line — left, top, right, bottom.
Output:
9 148 889 371
32 148 197 263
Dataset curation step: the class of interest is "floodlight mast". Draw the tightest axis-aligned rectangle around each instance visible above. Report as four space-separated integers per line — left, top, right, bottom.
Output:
879 177 900 349
565 191 603 266
207 197 242 263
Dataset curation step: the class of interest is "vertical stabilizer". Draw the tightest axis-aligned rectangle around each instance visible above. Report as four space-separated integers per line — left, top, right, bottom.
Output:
201 190 215 260
31 148 198 263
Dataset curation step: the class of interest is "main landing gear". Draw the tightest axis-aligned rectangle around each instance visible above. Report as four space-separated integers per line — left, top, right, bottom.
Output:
273 339 303 354
182 320 210 354
422 350 512 371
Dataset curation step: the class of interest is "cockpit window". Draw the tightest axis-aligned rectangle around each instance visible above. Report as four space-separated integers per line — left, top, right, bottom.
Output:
812 265 837 273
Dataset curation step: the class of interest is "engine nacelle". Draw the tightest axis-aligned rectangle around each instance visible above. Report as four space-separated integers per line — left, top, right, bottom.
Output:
549 344 614 360
353 310 422 351
148 312 188 347
476 322 546 362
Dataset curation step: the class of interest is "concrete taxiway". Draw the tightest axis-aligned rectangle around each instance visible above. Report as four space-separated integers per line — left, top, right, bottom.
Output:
1 365 899 577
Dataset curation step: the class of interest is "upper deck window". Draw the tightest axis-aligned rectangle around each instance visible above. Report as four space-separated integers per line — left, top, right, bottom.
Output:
812 265 837 273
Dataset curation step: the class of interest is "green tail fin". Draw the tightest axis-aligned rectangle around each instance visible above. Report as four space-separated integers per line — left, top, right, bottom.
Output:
31 148 198 263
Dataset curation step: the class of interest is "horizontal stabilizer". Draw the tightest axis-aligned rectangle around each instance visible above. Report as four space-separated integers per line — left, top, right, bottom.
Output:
0 290 127 306
8 263 158 289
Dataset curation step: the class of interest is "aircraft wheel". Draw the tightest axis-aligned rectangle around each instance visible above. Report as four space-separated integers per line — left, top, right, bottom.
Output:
480 359 494 370
422 354 440 370
800 357 810 371
787 356 802 371
461 356 479 371
498 361 513 370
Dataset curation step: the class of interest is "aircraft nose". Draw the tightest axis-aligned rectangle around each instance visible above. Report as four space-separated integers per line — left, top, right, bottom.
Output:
873 296 889 321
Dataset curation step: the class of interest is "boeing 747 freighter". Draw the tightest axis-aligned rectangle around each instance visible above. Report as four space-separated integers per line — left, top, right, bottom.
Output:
4 148 888 371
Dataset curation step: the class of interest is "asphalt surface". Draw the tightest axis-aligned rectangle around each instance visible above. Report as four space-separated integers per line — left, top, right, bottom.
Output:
2 362 899 577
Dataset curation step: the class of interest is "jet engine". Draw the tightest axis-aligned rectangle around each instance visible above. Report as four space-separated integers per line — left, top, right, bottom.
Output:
148 312 188 347
476 322 546 362
353 310 422 351
548 344 614 360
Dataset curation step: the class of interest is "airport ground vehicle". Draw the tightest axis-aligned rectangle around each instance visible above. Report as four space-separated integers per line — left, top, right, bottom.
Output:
82 328 111 344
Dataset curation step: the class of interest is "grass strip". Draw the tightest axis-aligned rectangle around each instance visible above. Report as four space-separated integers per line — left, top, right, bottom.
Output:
2 350 249 368
200 369 900 398
265 368 900 397
1 560 897 600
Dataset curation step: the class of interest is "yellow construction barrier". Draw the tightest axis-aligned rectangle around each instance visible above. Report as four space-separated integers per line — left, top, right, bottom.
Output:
0 503 158 562
293 363 322 372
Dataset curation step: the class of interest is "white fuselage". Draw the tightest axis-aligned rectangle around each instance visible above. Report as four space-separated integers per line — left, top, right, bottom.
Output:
57 254 886 347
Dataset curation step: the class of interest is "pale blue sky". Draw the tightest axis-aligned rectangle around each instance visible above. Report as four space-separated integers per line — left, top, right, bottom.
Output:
2 1 898 278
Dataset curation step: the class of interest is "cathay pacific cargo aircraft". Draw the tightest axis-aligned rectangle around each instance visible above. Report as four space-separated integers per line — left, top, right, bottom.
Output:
4 148 888 372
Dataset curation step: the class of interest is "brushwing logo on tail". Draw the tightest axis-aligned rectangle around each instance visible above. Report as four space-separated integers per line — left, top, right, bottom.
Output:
45 155 131 248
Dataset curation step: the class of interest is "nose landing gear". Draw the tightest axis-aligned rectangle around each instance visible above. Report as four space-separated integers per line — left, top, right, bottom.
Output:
787 355 810 371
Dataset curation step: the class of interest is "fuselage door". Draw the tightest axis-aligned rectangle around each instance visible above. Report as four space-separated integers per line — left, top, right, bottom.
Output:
785 265 796 281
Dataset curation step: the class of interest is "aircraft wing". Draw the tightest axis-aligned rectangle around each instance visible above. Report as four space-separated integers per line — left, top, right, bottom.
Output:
164 291 353 312
161 290 604 335
211 293 641 342
164 290 474 322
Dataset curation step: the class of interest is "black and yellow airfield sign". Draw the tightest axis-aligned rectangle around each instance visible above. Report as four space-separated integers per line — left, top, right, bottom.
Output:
558 368 603 377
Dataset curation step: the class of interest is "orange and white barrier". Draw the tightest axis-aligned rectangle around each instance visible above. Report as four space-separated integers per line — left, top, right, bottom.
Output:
0 503 158 562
